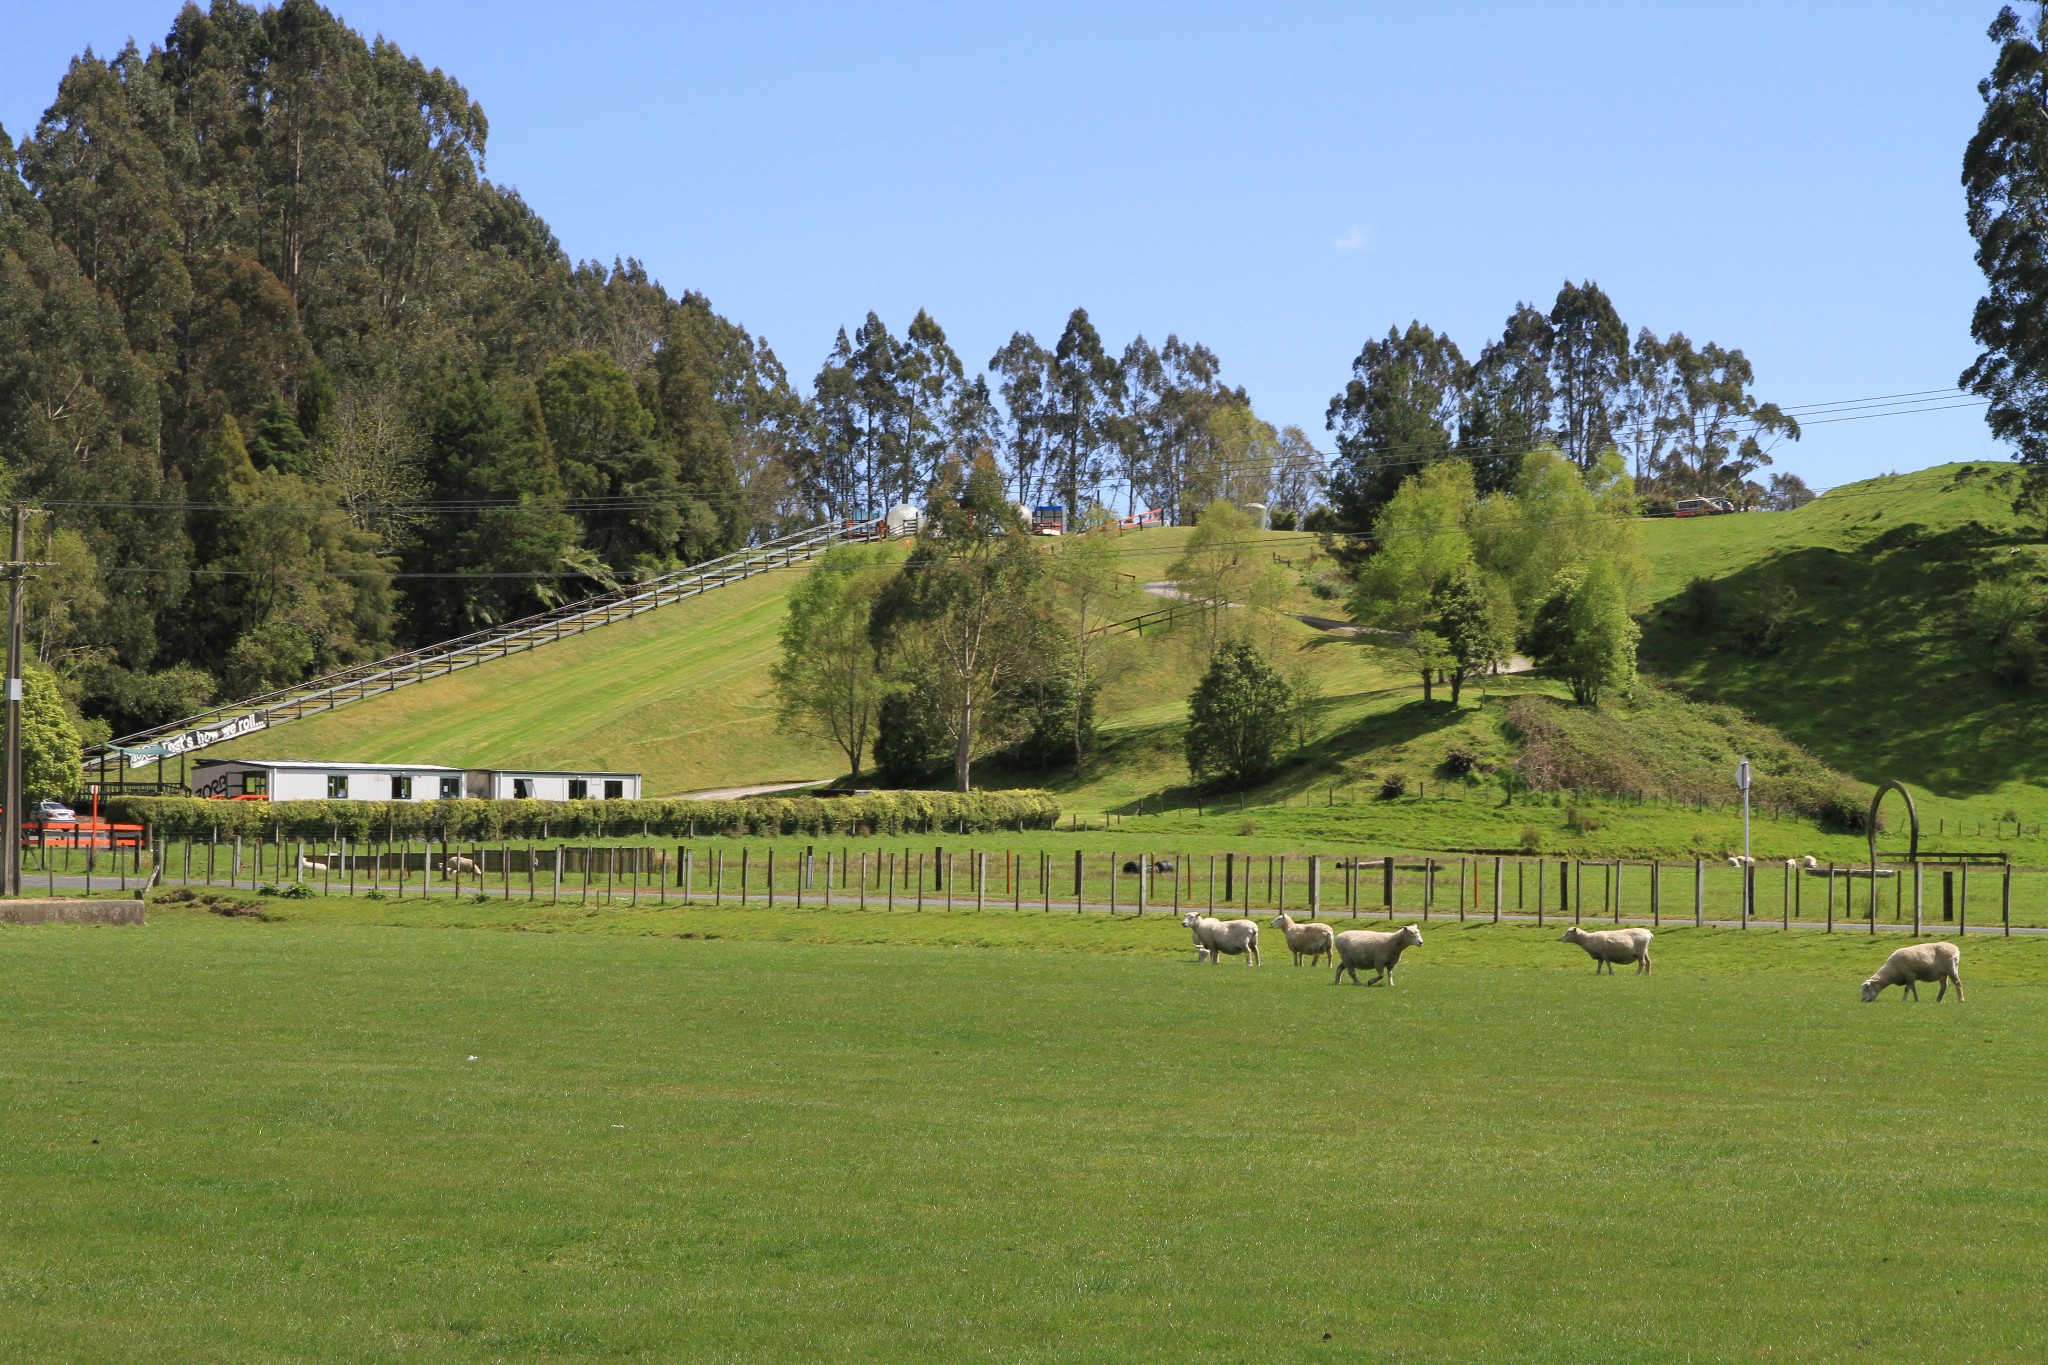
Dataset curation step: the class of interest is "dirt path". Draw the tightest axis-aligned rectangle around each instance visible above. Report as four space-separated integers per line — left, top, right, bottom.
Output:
675 779 836 800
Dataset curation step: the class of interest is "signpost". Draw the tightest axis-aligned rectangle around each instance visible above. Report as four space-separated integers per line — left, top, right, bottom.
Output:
1737 758 1753 921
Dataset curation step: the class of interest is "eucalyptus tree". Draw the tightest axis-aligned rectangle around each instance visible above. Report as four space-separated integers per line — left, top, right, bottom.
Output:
1963 6 2048 512
1547 281 1631 470
1325 321 1468 535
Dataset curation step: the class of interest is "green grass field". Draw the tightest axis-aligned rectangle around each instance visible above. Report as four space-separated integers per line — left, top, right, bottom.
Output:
2 903 2047 1360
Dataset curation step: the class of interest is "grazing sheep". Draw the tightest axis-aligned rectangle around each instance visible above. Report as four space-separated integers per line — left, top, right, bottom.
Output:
1726 854 1756 868
1801 854 1821 871
1270 911 1336 967
1332 924 1424 986
1560 925 1654 975
443 855 482 877
1181 911 1260 965
298 856 328 872
1861 942 1964 1003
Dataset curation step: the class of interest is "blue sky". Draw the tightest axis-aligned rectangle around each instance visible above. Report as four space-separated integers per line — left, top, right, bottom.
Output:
1 2 2012 490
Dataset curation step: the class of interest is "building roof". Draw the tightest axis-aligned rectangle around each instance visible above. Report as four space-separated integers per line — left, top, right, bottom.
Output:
192 758 465 774
470 767 640 778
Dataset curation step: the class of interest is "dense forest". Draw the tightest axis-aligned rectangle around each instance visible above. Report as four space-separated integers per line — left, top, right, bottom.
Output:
2 0 1812 747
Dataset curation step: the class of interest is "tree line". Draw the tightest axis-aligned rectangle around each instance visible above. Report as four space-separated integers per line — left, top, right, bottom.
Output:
2 0 1823 756
1322 280 1813 539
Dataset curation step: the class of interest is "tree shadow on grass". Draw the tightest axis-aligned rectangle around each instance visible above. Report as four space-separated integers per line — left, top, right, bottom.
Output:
1639 524 2048 798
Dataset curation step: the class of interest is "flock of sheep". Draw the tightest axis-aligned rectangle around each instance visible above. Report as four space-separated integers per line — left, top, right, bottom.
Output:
1178 910 1964 1001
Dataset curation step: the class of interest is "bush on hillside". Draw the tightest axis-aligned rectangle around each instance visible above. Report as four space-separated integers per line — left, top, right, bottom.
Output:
1378 773 1408 801
872 682 954 787
1184 641 1294 790
1817 793 1884 835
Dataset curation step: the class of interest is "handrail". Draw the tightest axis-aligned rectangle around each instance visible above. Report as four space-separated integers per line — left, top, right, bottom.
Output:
89 516 877 765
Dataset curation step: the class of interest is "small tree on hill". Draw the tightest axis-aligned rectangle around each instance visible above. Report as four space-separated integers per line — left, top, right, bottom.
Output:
22 665 80 802
772 542 893 779
1184 641 1294 788
1527 563 1638 707
1429 566 1517 705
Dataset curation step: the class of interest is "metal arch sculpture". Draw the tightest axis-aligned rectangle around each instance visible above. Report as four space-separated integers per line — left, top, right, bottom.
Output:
1868 780 1920 871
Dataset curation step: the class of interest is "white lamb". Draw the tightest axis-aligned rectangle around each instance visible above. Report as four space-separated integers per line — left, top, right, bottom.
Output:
1560 925 1654 975
1861 942 1963 1003
1332 924 1424 986
1271 912 1336 967
1801 855 1821 871
1181 911 1259 965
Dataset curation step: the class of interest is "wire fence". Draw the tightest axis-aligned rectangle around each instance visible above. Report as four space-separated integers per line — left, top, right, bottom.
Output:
122 835 2039 935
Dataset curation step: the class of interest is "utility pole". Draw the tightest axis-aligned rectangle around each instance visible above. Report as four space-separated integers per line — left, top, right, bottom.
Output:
4 504 26 898
3 504 53 900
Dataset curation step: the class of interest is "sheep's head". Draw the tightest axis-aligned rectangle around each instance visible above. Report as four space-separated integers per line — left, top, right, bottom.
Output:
1180 911 1202 929
1400 924 1424 947
1559 927 1581 943
1860 977 1884 1003
1269 913 1289 929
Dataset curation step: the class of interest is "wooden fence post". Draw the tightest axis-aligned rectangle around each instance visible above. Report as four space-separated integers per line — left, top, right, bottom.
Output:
1693 859 1703 928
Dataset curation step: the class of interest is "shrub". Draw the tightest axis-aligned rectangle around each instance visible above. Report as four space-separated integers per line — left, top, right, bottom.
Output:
1818 793 1883 834
1442 746 1478 777
108 790 1062 840
1378 773 1408 801
1239 819 1257 836
1184 641 1294 789
1564 805 1601 834
1518 824 1542 853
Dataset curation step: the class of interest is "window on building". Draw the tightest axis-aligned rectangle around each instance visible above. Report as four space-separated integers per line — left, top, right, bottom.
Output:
244 772 268 796
568 779 588 800
513 778 533 799
439 777 461 800
327 774 349 800
391 775 412 800
604 779 624 800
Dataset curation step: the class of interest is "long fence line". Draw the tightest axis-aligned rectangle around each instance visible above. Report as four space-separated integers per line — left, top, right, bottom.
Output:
117 834 2035 936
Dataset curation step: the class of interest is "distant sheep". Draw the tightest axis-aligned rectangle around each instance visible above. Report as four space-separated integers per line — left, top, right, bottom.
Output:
1726 854 1757 868
1332 924 1423 986
443 855 482 876
1560 925 1654 975
1801 855 1821 871
1270 911 1336 967
1861 942 1963 1003
298 856 328 872
1124 859 1176 874
1182 911 1259 965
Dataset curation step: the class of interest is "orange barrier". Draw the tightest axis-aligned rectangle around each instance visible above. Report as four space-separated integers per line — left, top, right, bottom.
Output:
21 820 145 850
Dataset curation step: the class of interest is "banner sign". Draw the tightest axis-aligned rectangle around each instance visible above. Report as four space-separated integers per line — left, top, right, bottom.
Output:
126 712 267 767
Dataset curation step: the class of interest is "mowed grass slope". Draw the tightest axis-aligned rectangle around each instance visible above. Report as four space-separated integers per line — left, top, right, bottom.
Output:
260 569 846 794
2 908 2045 1360
254 526 1334 800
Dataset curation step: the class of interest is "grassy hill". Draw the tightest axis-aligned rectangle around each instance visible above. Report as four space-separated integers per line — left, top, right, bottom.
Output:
234 465 2048 857
1636 462 2048 832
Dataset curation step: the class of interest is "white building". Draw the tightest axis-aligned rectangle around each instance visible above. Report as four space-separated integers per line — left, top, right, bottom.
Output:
464 768 641 801
190 759 467 803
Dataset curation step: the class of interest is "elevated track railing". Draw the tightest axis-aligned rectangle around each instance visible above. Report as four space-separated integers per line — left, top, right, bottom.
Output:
88 517 879 791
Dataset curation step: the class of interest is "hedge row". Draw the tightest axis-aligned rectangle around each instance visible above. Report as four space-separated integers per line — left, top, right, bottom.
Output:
106 790 1063 841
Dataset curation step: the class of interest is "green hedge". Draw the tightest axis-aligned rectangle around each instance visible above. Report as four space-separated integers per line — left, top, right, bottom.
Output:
107 790 1062 841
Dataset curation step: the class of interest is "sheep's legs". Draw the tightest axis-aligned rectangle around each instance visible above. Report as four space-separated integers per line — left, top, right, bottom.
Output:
1952 972 1964 1003
1939 973 1963 1002
1903 980 1918 1001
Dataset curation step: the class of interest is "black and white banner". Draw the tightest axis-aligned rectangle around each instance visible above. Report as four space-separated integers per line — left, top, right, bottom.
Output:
125 712 268 767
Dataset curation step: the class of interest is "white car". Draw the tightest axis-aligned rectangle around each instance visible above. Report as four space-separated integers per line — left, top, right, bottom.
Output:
36 800 76 823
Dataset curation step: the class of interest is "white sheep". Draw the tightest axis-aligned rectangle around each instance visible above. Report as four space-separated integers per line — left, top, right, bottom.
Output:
298 856 328 872
443 854 482 876
1560 925 1654 975
1182 911 1260 965
1861 942 1964 1003
1270 911 1336 967
1725 854 1756 868
1332 924 1424 986
1801 855 1821 871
